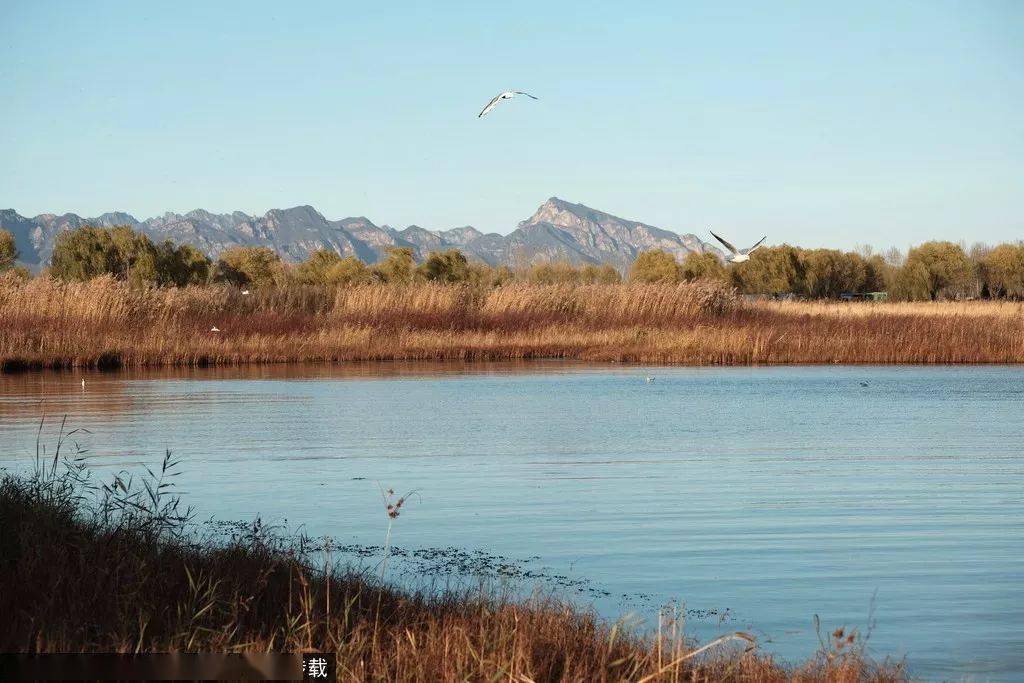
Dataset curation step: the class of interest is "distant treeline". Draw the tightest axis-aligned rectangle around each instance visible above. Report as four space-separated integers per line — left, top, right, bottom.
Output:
1 224 1022 300
647 242 1024 301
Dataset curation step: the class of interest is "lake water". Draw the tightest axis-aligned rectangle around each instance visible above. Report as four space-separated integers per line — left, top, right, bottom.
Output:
1 363 1022 681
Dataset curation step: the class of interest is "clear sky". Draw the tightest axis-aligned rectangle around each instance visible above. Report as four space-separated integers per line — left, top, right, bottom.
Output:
2 1 1021 250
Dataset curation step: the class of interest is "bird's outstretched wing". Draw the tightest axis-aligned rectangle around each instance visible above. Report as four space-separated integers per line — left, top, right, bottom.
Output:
478 93 504 118
513 91 538 99
710 231 738 255
744 236 768 254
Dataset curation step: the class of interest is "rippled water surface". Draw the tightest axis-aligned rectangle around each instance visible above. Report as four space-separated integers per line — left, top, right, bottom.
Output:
1 363 1022 680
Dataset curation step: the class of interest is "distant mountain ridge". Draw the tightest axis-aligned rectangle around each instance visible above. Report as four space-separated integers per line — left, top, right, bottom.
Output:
0 198 720 270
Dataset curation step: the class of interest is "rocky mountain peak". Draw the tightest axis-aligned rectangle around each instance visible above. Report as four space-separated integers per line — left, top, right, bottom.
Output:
93 212 138 226
266 205 326 222
438 226 484 245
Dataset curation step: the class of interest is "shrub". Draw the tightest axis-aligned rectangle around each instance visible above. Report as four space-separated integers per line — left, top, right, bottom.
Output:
630 249 682 283
293 248 345 285
580 264 622 284
214 246 284 288
420 249 471 283
524 261 619 284
325 256 375 286
680 252 728 284
50 225 159 286
155 241 211 287
373 247 416 284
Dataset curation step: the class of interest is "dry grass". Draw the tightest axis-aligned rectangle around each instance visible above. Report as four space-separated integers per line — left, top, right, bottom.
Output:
2 273 1022 370
0 456 906 682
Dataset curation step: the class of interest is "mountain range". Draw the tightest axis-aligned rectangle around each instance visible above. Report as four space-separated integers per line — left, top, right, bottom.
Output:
0 197 720 271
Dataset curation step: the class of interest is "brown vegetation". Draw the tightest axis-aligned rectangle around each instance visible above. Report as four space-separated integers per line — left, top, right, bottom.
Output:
2 274 1023 370
0 450 905 682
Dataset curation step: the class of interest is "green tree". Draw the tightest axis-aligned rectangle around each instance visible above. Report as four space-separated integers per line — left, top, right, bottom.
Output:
176 244 212 286
978 243 1024 299
420 249 471 283
373 247 416 284
526 261 584 284
294 248 345 285
51 226 117 281
110 226 158 285
862 254 889 293
680 252 728 283
0 229 18 270
154 241 211 287
325 256 374 285
730 245 802 295
890 261 932 301
897 241 973 300
50 225 159 286
580 263 622 284
214 246 283 288
629 249 682 283
798 249 867 298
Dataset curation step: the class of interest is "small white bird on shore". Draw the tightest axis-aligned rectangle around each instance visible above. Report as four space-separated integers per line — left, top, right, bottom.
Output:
81 379 86 388
478 90 538 118
710 231 767 264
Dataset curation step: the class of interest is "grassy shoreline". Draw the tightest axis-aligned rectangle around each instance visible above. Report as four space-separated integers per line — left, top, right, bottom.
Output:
0 452 906 682
3 275 1023 371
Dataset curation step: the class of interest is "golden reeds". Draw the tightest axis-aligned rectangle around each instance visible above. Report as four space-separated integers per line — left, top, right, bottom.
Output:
2 273 1023 369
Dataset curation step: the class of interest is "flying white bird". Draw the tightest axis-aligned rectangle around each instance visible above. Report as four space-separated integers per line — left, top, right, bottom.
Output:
241 290 250 296
210 326 221 333
477 90 538 118
709 231 767 263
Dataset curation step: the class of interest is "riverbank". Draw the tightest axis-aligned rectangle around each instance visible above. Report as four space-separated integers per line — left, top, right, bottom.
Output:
3 275 1022 370
0 459 905 682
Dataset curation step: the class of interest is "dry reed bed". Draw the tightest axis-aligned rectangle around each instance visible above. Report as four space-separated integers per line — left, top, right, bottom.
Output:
0 469 905 682
2 274 1022 369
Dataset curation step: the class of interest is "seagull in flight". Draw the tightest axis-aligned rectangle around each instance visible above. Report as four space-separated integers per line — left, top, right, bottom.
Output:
709 231 767 263
478 90 538 118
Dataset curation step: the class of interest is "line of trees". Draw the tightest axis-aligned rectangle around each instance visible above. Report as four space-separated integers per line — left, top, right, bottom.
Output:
630 246 888 296
631 242 1024 301
2 225 1023 301
1 224 622 289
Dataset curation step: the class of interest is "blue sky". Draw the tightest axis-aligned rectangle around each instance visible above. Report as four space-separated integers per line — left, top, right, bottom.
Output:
2 1 1021 250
